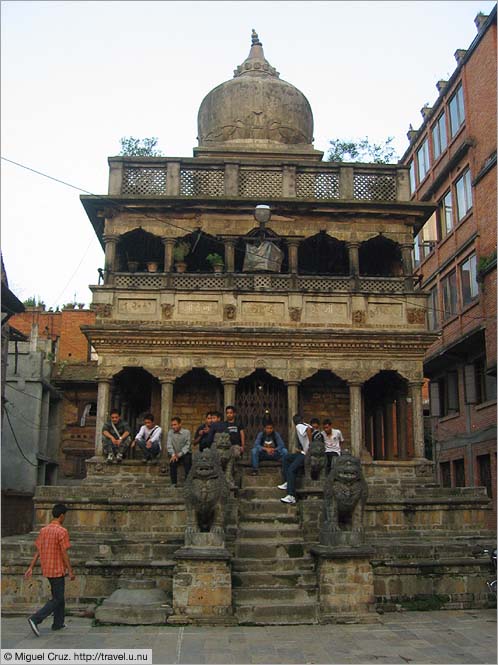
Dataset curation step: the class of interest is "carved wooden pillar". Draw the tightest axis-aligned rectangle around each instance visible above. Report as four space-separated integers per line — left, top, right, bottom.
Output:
162 238 175 273
347 241 360 290
224 240 235 273
401 243 414 291
286 381 299 452
373 406 384 460
223 381 236 409
396 393 408 460
287 240 299 275
160 379 174 433
95 378 111 457
349 382 363 457
103 234 119 284
409 381 425 459
383 398 395 460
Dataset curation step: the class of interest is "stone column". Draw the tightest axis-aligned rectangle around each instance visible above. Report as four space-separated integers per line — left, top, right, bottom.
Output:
347 241 360 290
166 162 181 196
95 378 111 456
162 238 175 273
409 381 425 459
160 380 174 432
339 165 354 199
223 381 236 409
383 399 395 460
282 165 296 197
349 383 363 457
103 234 119 284
224 163 239 197
373 406 384 460
287 240 300 275
396 393 408 460
224 240 235 273
401 243 414 291
286 381 299 452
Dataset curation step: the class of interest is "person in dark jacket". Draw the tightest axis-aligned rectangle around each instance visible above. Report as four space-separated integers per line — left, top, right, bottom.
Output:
250 422 288 475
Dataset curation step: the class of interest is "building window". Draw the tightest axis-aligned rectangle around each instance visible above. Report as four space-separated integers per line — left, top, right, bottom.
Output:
460 254 478 305
428 286 439 330
413 234 421 267
440 461 451 488
438 190 453 239
416 138 430 183
409 161 416 194
455 169 472 221
477 454 493 498
432 371 460 417
453 458 466 487
80 402 97 427
475 357 497 404
432 112 448 160
441 270 458 319
449 84 465 137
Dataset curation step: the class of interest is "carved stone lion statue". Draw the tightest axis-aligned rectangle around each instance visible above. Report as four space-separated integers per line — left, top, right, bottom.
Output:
320 451 368 546
183 447 229 542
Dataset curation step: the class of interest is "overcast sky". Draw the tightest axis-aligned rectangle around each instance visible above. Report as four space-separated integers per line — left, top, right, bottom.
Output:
2 0 495 308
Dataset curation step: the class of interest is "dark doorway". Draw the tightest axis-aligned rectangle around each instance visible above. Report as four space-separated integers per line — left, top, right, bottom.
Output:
112 367 161 439
359 235 402 276
173 369 223 437
298 232 349 275
299 370 350 441
236 370 288 452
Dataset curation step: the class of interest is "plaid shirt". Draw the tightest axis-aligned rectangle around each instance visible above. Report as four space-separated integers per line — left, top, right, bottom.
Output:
35 520 71 578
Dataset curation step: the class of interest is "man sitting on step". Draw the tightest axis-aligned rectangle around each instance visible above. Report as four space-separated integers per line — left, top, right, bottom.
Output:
102 409 132 464
278 414 312 505
250 421 288 475
132 413 162 464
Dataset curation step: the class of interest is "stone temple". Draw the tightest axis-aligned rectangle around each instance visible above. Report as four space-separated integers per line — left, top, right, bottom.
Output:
2 32 495 625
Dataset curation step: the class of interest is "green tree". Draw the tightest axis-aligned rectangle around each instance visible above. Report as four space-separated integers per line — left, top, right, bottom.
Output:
23 296 45 308
326 136 397 164
119 136 163 157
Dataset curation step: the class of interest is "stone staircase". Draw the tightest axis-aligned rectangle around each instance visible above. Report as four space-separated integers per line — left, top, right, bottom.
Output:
232 465 318 624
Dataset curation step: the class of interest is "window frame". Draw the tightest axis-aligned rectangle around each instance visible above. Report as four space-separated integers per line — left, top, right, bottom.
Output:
460 253 478 306
455 169 473 221
438 190 453 240
441 269 458 320
409 160 416 194
448 84 465 138
416 138 430 183
432 112 448 160
427 286 440 331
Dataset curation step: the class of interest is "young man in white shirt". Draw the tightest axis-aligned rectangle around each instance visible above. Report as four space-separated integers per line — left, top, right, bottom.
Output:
322 419 344 474
131 413 162 463
279 414 312 505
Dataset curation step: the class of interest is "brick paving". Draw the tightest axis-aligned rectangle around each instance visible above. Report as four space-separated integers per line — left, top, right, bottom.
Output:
1 609 496 664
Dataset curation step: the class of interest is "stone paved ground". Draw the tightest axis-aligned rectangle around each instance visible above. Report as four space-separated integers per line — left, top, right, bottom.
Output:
1 610 496 664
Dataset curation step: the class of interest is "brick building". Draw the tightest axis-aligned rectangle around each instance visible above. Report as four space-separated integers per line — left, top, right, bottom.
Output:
401 8 497 526
8 306 98 482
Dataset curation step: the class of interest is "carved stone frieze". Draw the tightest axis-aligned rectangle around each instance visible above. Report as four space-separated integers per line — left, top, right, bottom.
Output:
92 303 112 318
289 307 302 322
224 304 236 321
406 308 426 324
161 303 174 320
352 310 366 325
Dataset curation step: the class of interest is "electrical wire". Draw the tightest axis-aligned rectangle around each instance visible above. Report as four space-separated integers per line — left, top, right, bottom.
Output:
2 155 495 320
4 406 39 467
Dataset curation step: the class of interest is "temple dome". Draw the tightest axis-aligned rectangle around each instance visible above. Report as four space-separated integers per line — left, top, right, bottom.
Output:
197 31 316 154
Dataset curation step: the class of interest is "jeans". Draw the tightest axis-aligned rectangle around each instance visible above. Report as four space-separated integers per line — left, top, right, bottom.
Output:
31 576 65 629
282 452 305 497
103 439 130 457
325 451 339 474
251 445 288 469
170 452 192 485
137 440 161 460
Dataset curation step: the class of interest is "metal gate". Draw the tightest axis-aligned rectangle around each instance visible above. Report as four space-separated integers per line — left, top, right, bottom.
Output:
235 370 288 451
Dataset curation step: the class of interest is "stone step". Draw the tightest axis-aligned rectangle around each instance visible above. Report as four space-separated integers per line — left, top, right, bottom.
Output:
233 586 316 603
235 602 318 625
237 524 302 539
238 487 291 501
238 499 300 518
232 570 316 588
234 539 306 559
238 513 300 525
232 556 314 573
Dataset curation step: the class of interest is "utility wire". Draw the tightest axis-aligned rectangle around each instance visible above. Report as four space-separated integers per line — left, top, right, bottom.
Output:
2 155 495 319
4 406 39 467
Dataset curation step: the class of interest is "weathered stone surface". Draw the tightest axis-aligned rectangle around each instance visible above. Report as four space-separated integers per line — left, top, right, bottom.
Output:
95 578 172 625
172 557 232 622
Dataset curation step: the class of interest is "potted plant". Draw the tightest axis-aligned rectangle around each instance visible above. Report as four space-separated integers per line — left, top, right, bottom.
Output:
206 253 224 273
146 261 159 273
173 241 190 273
127 259 140 273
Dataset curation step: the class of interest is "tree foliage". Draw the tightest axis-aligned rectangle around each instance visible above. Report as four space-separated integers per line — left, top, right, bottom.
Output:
326 136 397 164
23 296 45 308
119 136 163 157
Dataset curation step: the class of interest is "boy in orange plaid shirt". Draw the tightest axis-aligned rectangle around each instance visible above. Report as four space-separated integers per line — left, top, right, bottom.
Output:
24 504 75 636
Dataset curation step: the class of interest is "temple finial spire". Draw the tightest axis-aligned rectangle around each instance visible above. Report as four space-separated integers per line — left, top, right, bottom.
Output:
251 29 262 46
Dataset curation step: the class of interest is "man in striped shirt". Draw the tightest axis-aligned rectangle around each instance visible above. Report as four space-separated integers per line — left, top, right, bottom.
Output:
24 504 75 636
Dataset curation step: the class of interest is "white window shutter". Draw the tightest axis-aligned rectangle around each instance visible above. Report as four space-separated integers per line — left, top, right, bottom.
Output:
464 364 477 404
429 381 441 417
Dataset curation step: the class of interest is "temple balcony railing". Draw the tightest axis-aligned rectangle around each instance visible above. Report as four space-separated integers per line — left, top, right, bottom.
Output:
108 157 411 202
112 272 405 294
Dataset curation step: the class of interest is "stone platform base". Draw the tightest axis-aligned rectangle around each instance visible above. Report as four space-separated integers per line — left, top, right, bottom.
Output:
95 578 172 625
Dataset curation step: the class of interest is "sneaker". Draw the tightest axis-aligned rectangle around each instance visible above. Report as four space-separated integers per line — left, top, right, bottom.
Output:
106 453 114 464
116 453 123 463
28 617 40 637
277 482 288 491
280 494 296 505
51 624 67 631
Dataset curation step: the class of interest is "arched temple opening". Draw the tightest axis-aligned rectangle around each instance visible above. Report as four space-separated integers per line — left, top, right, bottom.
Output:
111 367 161 439
172 368 223 436
298 233 349 275
299 370 350 443
359 235 402 277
